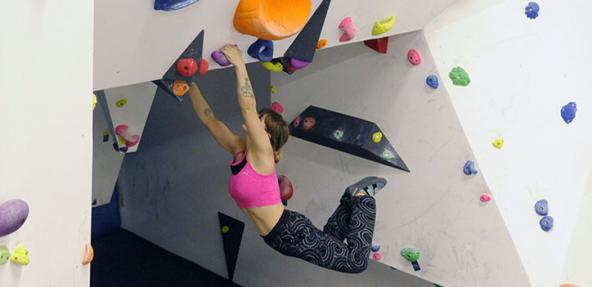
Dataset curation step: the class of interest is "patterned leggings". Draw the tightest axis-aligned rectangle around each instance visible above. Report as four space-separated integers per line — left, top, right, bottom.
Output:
262 190 376 273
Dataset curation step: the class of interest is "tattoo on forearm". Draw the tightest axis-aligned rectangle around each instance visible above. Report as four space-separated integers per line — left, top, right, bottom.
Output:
240 77 255 99
204 107 213 118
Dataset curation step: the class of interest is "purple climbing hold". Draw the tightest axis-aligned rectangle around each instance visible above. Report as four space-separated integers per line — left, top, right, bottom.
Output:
247 39 274 62
525 2 540 19
539 216 554 232
535 199 549 216
561 102 577 124
211 51 231 67
426 74 439 89
289 58 311 69
0 199 29 237
463 160 478 175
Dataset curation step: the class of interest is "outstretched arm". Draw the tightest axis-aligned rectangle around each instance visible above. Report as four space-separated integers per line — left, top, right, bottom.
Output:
188 82 244 155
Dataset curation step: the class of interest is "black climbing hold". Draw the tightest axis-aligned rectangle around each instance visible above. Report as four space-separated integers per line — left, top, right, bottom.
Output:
290 106 409 172
218 212 245 281
283 0 332 64
162 30 205 83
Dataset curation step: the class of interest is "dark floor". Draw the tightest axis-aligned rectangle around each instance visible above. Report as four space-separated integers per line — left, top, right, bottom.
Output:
91 229 240 287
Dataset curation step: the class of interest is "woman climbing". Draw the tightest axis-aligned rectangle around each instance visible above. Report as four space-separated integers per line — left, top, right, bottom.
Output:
187 44 386 273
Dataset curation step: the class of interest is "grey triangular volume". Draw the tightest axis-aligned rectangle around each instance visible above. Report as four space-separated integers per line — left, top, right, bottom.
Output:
162 30 204 82
218 212 245 281
289 106 410 172
283 0 331 63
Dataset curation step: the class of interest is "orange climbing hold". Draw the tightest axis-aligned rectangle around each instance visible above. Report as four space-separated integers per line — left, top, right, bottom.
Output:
233 0 311 40
82 244 94 266
316 38 327 49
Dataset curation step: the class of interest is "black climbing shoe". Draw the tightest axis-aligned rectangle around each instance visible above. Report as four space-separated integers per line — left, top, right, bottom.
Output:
346 176 387 197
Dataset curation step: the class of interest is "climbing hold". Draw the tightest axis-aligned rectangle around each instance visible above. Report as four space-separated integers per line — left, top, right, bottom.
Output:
115 124 140 148
480 193 492 203
270 85 278 94
0 199 29 238
221 225 230 233
0 245 10 265
278 175 294 201
463 160 478 175
426 74 439 89
372 252 383 261
115 98 128 108
540 216 554 232
92 94 97 110
82 244 94 266
492 138 504 149
199 58 209 76
176 57 198 78
400 248 421 271
407 49 422 66
271 101 284 114
103 128 110 142
211 50 231 67
10 244 29 265
338 17 356 42
248 39 274 62
381 148 395 161
561 102 577 124
372 132 383 143
333 129 344 141
372 16 395 36
154 0 198 11
316 39 328 49
560 284 581 287
290 58 311 70
233 0 311 40
364 37 389 54
303 117 316 130
261 61 284 73
525 2 540 19
172 80 190 97
113 142 128 154
449 67 471 86
371 244 380 252
535 200 549 216
292 116 302 127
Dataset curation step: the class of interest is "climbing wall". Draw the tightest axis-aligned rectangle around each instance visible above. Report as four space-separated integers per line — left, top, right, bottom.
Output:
425 0 592 286
94 0 459 90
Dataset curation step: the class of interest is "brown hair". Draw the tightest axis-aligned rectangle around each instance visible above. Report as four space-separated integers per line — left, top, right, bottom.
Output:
259 108 289 162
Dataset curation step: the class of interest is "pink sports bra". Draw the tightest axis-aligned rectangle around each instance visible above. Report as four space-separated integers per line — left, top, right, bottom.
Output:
228 154 282 209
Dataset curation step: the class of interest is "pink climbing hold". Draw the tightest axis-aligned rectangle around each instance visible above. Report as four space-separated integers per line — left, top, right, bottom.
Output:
271 101 284 114
338 17 356 42
480 194 492 203
407 49 422 65
292 116 302 127
372 252 382 261
115 124 140 147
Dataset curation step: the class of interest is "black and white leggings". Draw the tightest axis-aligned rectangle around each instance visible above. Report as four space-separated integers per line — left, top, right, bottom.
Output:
262 190 376 273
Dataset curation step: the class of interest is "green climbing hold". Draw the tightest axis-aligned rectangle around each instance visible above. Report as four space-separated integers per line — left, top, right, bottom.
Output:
400 248 420 262
381 148 395 160
222 225 230 233
271 85 278 94
0 245 10 265
449 67 471 86
116 98 128 108
333 129 344 141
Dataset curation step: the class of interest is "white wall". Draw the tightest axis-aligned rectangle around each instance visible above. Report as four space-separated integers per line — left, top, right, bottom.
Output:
94 0 458 90
425 0 592 286
0 0 93 286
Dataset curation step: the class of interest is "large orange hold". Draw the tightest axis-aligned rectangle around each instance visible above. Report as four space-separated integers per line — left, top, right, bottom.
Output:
233 0 312 40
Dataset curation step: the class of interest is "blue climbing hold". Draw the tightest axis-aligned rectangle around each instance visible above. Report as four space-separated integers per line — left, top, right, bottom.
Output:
154 0 199 11
463 160 478 176
539 216 554 232
426 74 439 89
561 102 577 124
248 39 275 62
525 2 540 19
535 199 548 216
371 244 380 252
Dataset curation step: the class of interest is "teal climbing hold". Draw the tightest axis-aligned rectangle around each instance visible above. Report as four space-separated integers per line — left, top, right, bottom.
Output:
449 67 471 86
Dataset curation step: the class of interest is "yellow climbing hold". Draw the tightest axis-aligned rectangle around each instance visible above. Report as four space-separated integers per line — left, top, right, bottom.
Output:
221 225 230 233
10 244 30 265
372 16 395 36
492 138 504 149
271 85 278 94
118 136 127 146
261 61 284 73
92 94 97 110
116 98 128 108
372 132 383 143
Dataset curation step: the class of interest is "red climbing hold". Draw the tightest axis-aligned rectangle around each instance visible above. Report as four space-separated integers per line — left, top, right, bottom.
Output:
303 117 316 130
279 175 294 201
176 58 198 77
199 59 209 76
364 37 389 54
292 116 302 127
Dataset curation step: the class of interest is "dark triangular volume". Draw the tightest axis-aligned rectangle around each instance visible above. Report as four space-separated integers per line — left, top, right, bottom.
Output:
153 79 184 102
218 212 245 281
290 106 410 172
162 30 204 82
283 0 331 63
364 37 389 54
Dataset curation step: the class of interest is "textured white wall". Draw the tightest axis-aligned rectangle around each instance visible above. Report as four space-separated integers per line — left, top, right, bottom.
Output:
271 31 529 287
0 0 93 286
94 0 458 90
425 0 592 286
